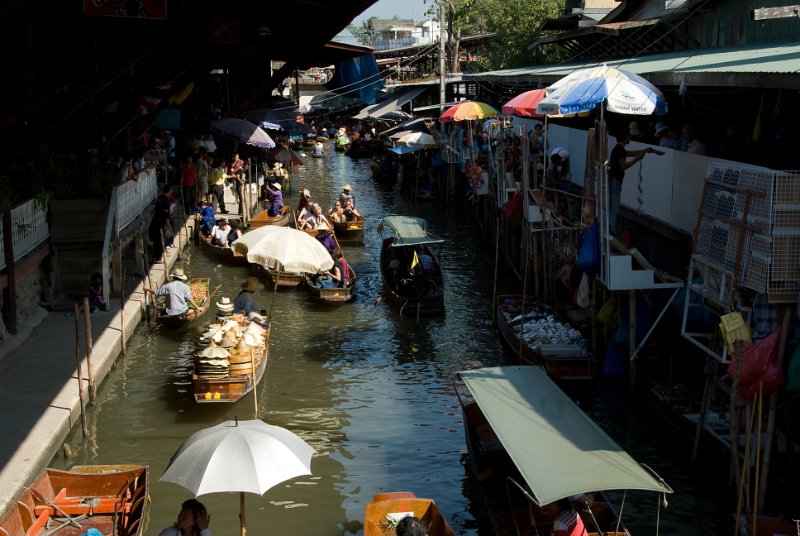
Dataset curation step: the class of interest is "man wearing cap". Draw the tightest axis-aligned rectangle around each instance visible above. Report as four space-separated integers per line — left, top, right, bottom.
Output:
338 183 354 209
234 277 264 315
143 269 199 317
266 182 283 217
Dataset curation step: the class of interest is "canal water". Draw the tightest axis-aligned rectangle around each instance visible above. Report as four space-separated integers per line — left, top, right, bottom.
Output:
53 152 729 535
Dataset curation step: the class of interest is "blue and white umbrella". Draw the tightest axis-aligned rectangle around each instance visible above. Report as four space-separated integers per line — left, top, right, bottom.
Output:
536 65 667 116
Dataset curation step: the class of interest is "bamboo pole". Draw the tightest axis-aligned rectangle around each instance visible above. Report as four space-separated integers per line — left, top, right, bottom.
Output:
734 392 759 536
250 348 258 419
752 382 764 530
81 298 97 403
74 303 87 438
629 290 637 388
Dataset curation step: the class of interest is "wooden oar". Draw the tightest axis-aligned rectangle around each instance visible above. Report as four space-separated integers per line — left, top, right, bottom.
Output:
207 283 223 302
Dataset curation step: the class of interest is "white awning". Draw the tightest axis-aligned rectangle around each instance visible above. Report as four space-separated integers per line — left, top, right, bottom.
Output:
459 366 672 506
353 87 426 120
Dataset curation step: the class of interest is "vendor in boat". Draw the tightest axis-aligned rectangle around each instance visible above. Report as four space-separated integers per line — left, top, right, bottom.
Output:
313 141 324 156
271 161 287 184
234 277 264 315
338 183 354 208
158 498 211 536
266 182 283 217
143 269 200 318
395 516 426 536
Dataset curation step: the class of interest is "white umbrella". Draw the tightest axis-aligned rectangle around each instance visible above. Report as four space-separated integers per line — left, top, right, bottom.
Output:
160 418 315 536
210 118 276 149
536 64 667 116
232 226 333 274
396 132 438 148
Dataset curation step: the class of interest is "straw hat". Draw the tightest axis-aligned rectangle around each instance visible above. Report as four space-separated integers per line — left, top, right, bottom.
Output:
171 268 188 281
342 183 353 191
303 188 311 198
241 277 264 292
248 311 267 322
216 296 234 312
220 330 238 348
272 162 283 169
270 182 282 191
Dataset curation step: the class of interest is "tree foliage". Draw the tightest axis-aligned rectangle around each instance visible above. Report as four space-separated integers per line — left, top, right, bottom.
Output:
347 17 377 47
432 0 565 71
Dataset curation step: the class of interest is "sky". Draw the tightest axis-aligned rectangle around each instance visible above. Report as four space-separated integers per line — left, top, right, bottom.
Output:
333 0 432 45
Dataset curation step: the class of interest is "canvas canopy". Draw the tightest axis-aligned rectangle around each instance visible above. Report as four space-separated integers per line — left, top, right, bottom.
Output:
459 366 672 506
380 215 444 247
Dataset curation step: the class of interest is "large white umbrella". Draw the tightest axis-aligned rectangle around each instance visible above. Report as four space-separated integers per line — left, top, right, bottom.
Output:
210 117 276 149
160 418 315 536
232 226 333 273
536 64 667 116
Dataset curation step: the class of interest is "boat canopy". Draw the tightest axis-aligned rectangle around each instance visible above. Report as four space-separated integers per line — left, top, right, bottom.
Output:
459 366 672 506
380 215 444 247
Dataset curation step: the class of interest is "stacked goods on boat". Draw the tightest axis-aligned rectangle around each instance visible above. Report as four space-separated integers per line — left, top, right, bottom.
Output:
497 295 593 381
193 313 269 402
189 279 208 305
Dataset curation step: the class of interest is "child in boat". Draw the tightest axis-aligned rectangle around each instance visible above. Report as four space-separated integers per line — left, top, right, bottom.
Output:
396 516 426 536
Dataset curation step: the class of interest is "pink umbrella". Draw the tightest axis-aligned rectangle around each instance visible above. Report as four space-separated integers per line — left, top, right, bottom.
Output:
501 89 547 118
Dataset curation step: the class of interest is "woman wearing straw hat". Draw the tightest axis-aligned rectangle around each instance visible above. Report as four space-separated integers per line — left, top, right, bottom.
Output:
338 183 354 208
234 277 265 315
143 269 199 318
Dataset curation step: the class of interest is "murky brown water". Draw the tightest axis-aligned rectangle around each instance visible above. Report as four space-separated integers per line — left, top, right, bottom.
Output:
53 151 728 535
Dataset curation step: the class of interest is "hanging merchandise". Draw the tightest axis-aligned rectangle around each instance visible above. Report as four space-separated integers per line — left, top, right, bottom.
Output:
576 219 600 277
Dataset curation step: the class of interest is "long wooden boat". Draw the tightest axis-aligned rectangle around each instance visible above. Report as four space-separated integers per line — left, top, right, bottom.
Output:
0 465 149 536
457 366 672 536
332 214 366 243
156 277 210 330
379 216 444 316
193 319 269 403
250 205 290 228
363 492 456 536
197 232 248 265
495 294 593 382
303 264 357 306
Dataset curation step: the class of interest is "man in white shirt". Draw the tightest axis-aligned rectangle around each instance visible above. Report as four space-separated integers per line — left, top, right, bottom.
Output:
210 218 231 247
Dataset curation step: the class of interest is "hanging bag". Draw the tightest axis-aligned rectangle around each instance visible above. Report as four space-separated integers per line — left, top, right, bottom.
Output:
577 219 600 276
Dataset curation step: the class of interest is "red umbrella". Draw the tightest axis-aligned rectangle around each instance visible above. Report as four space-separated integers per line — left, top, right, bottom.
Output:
501 88 547 118
439 101 499 122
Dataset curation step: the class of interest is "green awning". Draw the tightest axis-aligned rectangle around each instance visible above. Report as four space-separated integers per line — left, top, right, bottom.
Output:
380 215 444 247
459 366 672 505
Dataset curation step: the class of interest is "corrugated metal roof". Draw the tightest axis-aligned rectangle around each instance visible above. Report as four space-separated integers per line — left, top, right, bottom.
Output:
464 40 800 88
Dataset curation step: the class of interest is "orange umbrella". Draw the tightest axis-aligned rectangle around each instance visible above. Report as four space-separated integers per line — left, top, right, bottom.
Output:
439 101 499 122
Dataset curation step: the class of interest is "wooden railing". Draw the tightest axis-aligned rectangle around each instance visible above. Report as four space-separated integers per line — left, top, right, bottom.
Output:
0 199 50 271
117 168 157 233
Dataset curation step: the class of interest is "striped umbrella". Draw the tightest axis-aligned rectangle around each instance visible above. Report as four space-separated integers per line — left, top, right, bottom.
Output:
439 101 499 122
501 88 547 118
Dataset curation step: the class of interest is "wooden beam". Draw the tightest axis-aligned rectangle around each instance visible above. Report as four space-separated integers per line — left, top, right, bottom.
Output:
753 6 800 20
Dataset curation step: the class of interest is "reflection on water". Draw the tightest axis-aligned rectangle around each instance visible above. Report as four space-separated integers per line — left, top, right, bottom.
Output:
54 152 726 535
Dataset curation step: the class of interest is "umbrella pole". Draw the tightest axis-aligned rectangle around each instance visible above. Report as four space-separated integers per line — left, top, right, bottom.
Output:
250 348 258 418
267 267 280 324
240 491 246 536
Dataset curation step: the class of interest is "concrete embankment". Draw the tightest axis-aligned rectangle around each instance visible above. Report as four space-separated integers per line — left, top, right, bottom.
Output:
0 217 196 518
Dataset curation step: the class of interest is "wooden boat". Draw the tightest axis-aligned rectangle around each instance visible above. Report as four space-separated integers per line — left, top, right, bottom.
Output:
156 277 211 329
379 216 445 316
250 205 291 228
495 294 593 382
0 465 148 536
457 366 672 536
345 138 381 158
197 231 247 265
193 320 269 403
303 263 357 306
363 492 456 536
332 214 366 242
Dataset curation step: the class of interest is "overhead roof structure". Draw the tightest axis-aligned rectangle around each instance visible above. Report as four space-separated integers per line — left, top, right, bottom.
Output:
462 40 800 89
0 0 378 157
353 87 427 119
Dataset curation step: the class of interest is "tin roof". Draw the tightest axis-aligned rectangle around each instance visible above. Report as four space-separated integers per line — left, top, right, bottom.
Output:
463 40 800 89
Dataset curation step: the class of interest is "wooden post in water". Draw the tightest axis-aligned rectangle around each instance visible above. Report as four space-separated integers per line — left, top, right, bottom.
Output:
82 298 97 403
120 267 126 355
73 303 88 437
